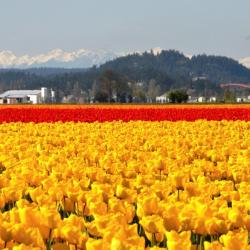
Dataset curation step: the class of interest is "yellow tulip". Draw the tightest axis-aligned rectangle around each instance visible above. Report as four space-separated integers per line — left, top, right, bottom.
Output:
165 230 191 250
19 207 40 227
0 222 12 242
162 206 181 232
89 201 108 216
115 185 129 199
52 243 70 250
28 187 43 203
9 209 21 224
220 229 248 250
137 196 159 218
10 225 45 248
63 197 75 213
64 214 85 230
244 215 250 231
205 218 228 235
140 215 164 234
60 225 82 245
171 172 188 190
204 241 223 250
86 238 104 250
145 231 164 243
85 222 103 238
228 208 245 229
12 244 42 250
0 196 6 209
39 207 61 229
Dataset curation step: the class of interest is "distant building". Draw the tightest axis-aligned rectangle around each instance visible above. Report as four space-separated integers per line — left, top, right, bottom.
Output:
156 93 169 103
62 95 76 104
236 97 244 103
235 97 250 103
198 96 206 103
192 76 208 82
187 96 198 103
0 87 55 104
209 97 217 102
135 81 145 87
51 90 56 103
0 90 42 104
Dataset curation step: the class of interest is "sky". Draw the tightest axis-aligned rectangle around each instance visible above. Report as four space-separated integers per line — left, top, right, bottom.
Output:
1 0 250 59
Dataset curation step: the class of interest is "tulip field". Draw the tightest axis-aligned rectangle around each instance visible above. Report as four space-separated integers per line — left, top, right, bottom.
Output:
1 105 250 122
0 105 250 250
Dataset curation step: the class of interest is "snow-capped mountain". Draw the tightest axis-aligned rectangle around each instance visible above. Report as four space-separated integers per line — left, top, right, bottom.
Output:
1 48 249 69
239 57 250 69
0 47 172 68
0 49 124 68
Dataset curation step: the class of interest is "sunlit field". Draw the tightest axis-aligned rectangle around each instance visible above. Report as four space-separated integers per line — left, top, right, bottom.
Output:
0 105 249 249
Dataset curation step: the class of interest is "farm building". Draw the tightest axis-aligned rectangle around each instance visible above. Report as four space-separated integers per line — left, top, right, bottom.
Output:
156 93 169 103
198 96 206 103
0 87 55 104
209 96 217 102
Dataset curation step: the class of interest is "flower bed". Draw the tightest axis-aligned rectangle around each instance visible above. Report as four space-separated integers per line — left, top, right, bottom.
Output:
0 105 250 122
0 120 249 249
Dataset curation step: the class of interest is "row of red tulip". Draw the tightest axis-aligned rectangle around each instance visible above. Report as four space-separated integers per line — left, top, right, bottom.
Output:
0 106 250 122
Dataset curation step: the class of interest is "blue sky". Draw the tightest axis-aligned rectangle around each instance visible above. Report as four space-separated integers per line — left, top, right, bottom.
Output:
1 0 250 59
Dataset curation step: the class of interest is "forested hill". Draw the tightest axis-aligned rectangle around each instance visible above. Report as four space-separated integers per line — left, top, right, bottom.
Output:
99 50 250 84
0 50 250 102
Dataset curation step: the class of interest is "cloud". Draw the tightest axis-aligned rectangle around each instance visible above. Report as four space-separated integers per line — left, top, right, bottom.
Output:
245 35 250 41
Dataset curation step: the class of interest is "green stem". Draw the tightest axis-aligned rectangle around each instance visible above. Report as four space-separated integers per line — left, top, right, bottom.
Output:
200 235 204 250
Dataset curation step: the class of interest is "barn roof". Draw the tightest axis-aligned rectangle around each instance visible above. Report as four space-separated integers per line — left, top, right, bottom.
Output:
0 90 41 98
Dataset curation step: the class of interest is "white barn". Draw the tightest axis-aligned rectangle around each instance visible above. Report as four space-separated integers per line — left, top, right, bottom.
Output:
0 87 54 104
0 90 42 104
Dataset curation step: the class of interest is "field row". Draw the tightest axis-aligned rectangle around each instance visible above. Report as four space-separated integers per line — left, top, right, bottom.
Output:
0 121 249 249
1 106 250 122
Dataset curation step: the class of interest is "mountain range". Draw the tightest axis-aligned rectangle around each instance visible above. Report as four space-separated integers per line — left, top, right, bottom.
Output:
0 48 124 68
1 48 249 69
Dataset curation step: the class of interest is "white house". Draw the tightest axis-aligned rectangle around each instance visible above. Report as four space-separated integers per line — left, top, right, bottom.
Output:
0 87 54 104
156 93 169 103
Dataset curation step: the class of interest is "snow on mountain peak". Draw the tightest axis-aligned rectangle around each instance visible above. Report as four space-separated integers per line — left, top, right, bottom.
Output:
0 48 118 68
239 56 250 69
1 48 249 69
185 54 193 59
151 47 163 56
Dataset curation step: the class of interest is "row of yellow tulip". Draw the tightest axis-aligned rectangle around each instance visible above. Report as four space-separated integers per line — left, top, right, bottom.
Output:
0 121 249 249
